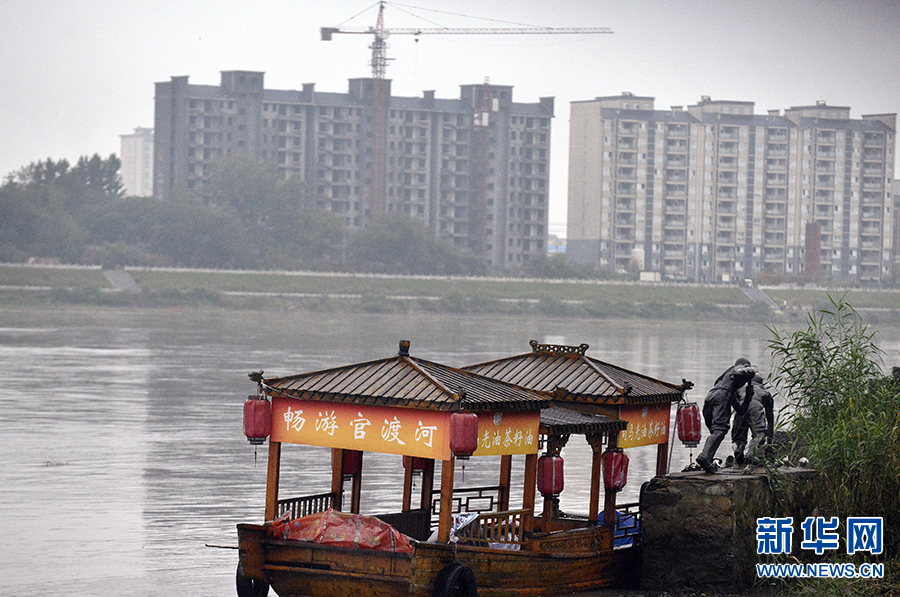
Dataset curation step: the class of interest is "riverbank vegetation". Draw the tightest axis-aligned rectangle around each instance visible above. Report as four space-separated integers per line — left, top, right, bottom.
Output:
768 297 900 594
4 263 900 324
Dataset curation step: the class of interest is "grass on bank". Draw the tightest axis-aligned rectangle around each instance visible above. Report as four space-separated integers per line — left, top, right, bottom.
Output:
3 264 900 322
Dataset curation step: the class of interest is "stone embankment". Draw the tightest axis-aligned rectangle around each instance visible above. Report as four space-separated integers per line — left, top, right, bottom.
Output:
641 467 817 593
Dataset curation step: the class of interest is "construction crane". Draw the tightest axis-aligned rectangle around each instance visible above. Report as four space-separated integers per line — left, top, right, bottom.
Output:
319 1 611 251
321 1 613 79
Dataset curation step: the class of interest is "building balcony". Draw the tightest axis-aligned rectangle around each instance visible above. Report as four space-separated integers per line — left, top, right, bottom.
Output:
718 142 739 154
864 133 885 145
862 192 884 205
859 250 881 265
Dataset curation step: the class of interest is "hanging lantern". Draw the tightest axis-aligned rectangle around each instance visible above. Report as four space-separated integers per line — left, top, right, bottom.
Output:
676 402 702 448
243 396 271 445
403 455 428 471
537 455 565 496
332 449 362 476
449 412 478 459
602 449 629 492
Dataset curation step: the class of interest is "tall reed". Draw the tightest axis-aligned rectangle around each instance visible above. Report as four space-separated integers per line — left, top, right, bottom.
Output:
768 295 900 555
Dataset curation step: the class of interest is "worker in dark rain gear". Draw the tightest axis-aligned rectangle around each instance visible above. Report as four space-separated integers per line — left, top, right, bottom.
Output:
695 358 756 473
731 373 774 465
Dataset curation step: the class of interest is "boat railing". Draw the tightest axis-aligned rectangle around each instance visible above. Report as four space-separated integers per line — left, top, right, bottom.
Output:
277 491 336 520
429 485 503 527
455 509 531 547
613 501 642 547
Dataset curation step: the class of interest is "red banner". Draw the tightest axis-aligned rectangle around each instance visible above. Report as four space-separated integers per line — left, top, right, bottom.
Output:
271 397 539 460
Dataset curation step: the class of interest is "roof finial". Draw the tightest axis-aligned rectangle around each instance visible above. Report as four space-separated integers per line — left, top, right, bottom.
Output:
530 340 589 355
399 340 410 356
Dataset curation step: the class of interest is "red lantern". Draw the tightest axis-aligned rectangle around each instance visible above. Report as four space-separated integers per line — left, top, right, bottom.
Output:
449 412 478 458
676 402 702 448
403 455 428 471
332 449 362 475
602 449 629 492
537 455 564 496
243 396 271 445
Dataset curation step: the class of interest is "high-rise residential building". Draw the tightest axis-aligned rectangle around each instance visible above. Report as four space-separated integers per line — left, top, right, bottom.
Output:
567 93 896 284
894 179 900 283
120 127 154 197
153 71 553 267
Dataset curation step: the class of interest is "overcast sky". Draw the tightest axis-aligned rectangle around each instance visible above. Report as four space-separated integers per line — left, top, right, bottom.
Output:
2 0 898 229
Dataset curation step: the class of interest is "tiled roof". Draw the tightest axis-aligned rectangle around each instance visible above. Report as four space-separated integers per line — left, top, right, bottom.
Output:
262 343 549 412
539 406 626 435
464 340 688 405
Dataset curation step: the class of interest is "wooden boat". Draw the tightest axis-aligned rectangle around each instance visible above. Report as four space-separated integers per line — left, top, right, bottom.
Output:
236 341 689 597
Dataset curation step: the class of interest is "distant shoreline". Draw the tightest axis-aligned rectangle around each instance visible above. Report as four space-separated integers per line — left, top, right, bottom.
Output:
2 263 898 323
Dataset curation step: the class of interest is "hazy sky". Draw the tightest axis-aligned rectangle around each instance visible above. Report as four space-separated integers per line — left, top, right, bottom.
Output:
2 0 898 227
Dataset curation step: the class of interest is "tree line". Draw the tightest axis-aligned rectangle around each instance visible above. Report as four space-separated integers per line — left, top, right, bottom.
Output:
0 153 605 278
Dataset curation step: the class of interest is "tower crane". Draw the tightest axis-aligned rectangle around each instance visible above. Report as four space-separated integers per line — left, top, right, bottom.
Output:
321 1 613 79
319 1 611 251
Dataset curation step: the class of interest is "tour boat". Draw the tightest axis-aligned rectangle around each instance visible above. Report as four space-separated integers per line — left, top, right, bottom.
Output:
236 341 690 597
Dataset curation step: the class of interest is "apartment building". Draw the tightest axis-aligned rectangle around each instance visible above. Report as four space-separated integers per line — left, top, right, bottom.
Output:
567 93 896 283
153 71 553 267
119 127 154 197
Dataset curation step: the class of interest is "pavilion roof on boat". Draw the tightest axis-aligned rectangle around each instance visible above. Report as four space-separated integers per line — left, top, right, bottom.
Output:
465 340 694 476
262 341 549 413
539 406 626 436
463 340 690 406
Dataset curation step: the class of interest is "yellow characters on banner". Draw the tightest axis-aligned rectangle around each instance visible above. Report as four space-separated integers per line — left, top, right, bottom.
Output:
618 403 671 448
271 397 540 460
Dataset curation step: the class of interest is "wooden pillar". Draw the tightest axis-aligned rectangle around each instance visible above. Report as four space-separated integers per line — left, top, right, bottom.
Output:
420 459 435 511
402 459 414 512
437 457 455 543
331 448 344 511
522 452 537 534
349 453 363 514
586 433 604 523
499 454 513 511
264 441 282 522
656 441 669 477
602 433 619 529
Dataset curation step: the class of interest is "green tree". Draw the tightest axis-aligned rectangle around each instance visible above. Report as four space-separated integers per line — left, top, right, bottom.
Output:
346 213 487 275
202 155 344 267
72 153 124 199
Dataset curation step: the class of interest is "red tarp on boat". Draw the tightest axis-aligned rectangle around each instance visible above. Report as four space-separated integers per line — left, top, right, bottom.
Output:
272 508 413 554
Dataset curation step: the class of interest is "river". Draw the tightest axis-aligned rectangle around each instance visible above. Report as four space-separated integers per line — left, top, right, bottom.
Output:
1 306 898 596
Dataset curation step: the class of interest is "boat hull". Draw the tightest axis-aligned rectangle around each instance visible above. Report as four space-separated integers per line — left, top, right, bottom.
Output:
237 523 639 597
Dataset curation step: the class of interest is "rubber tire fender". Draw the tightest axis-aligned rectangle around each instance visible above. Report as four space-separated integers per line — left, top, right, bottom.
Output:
236 563 269 597
432 563 477 597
